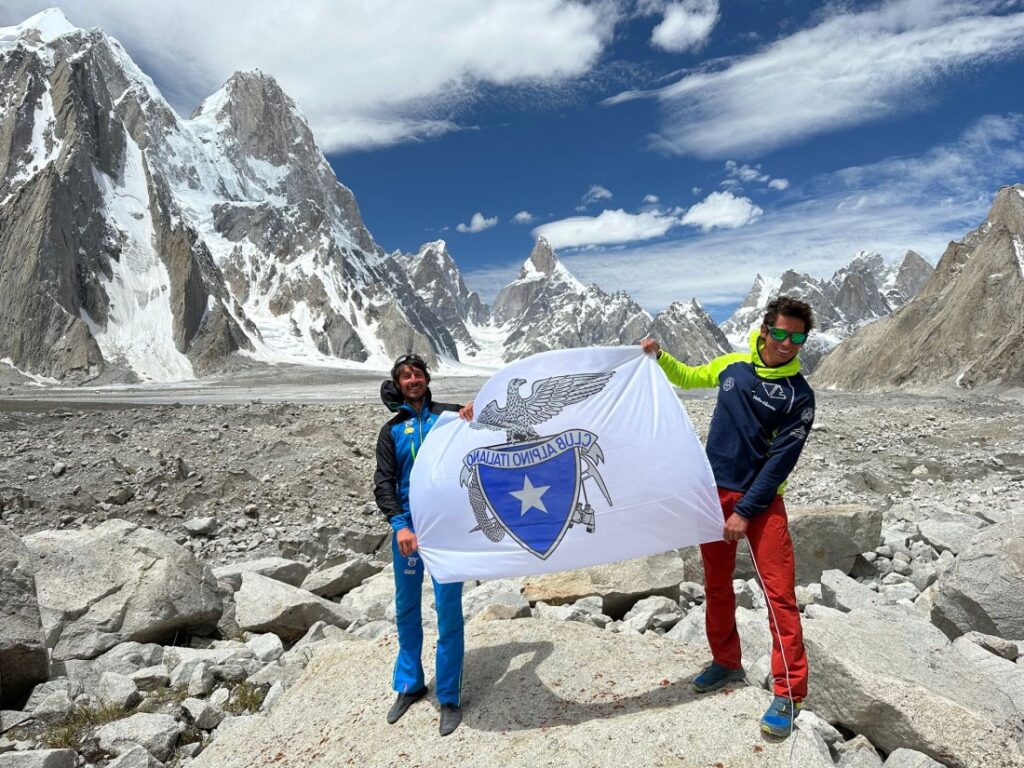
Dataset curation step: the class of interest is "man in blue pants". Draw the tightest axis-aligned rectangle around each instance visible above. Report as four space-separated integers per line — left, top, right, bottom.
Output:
374 353 468 737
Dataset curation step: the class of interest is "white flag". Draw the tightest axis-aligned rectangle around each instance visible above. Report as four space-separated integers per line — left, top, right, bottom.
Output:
410 346 723 583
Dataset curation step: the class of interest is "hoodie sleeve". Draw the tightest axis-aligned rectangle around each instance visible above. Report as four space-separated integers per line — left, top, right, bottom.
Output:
734 391 815 518
657 350 747 390
373 421 410 531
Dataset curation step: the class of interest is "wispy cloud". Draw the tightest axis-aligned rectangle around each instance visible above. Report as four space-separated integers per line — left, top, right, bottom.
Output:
607 0 1024 158
1 0 620 152
456 212 498 233
512 211 535 224
643 194 660 204
580 184 614 207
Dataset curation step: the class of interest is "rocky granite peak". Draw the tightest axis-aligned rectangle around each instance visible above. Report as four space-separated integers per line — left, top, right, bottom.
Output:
815 184 1024 389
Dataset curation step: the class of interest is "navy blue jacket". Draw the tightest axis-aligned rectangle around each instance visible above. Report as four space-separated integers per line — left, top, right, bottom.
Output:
658 334 815 518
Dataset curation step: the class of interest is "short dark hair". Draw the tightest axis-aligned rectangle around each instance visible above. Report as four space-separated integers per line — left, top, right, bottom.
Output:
763 296 815 333
390 353 430 384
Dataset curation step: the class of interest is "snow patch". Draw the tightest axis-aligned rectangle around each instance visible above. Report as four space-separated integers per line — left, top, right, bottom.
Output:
1 357 59 385
89 135 195 382
1014 236 1024 280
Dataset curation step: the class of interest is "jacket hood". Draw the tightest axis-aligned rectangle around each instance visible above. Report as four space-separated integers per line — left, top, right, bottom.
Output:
748 329 801 379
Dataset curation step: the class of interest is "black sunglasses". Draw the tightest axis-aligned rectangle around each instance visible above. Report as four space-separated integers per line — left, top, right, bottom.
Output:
393 353 425 367
766 327 808 345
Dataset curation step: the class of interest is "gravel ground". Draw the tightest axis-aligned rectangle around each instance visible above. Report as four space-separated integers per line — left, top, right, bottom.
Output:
2 375 1022 570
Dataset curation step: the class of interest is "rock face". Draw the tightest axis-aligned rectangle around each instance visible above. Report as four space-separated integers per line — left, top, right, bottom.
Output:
0 526 49 706
492 238 654 362
192 620 832 768
399 240 488 353
23 519 222 661
647 299 731 364
0 10 459 382
722 251 934 372
815 185 1024 389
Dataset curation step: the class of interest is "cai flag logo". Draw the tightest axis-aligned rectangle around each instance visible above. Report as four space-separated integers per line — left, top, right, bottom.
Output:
410 347 724 583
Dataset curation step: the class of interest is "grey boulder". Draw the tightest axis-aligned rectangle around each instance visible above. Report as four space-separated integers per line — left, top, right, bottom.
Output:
95 712 182 761
234 572 351 641
213 557 311 592
0 526 49 706
24 519 222 661
300 557 382 599
930 521 1024 640
522 551 689 617
0 750 77 768
804 606 1024 768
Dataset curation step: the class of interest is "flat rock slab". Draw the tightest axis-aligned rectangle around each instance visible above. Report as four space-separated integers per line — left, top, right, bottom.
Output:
523 552 689 618
193 619 831 768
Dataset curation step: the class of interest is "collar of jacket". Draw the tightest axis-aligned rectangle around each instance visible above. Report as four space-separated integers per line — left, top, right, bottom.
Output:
747 329 801 380
398 396 433 418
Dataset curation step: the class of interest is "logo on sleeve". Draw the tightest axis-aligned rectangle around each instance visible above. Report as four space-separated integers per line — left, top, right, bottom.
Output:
722 377 735 391
801 408 814 424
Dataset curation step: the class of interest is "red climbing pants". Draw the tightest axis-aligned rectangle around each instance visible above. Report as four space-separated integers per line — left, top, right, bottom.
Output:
700 488 808 701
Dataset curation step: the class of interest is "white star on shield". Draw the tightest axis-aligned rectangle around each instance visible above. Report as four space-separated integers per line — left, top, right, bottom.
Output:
509 475 550 516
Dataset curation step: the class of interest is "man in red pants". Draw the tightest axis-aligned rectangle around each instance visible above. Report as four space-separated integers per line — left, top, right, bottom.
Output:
641 296 815 737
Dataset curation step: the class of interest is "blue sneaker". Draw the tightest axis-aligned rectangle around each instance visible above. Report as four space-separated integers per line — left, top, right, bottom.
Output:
760 695 802 737
691 661 746 693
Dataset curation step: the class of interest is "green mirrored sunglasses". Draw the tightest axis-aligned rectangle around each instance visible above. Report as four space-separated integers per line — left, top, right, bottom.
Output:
767 327 808 345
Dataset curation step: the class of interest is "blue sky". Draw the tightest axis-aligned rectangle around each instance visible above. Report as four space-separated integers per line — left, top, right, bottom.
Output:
5 1 1024 321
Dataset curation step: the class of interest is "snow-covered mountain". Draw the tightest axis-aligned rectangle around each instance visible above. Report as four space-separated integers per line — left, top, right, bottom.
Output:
816 184 1024 389
721 251 934 371
0 9 457 383
648 300 731 364
397 240 487 355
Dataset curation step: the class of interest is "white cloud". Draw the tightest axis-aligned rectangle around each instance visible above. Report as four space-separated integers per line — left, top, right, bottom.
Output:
0 0 618 152
581 184 614 205
609 0 1024 158
512 211 535 224
724 160 789 191
532 208 680 248
680 191 762 232
650 0 720 53
725 161 768 183
456 212 498 233
643 194 660 204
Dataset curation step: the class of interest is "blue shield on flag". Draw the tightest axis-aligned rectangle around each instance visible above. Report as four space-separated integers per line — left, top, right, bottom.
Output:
473 435 583 559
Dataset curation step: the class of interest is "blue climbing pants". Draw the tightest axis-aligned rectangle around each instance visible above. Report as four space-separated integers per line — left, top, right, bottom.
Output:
391 535 464 705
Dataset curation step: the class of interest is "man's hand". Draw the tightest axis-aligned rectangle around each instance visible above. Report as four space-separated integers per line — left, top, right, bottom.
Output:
396 528 419 557
640 338 661 358
723 513 748 541
458 401 474 421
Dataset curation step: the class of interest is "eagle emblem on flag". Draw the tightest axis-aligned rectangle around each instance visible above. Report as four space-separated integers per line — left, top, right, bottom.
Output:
460 372 614 558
